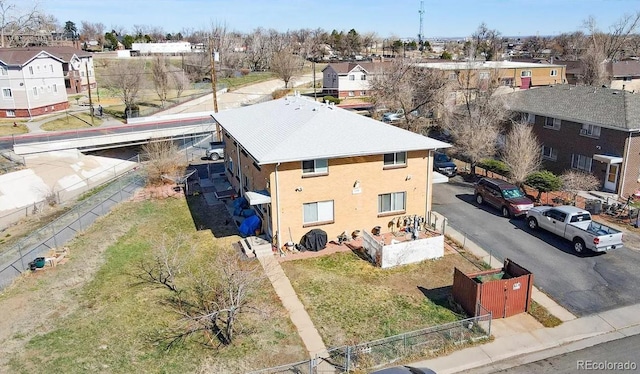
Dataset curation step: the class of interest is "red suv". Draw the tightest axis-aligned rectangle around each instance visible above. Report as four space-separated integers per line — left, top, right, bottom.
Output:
474 177 534 218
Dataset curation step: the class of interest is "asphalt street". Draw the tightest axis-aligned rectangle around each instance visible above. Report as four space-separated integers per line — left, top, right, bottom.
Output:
433 177 640 316
464 333 640 374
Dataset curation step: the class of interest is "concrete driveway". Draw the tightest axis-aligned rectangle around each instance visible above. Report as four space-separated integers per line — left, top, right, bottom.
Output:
433 177 640 316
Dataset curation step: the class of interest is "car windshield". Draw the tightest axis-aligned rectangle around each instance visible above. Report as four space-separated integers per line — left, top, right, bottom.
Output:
435 153 451 162
502 188 524 199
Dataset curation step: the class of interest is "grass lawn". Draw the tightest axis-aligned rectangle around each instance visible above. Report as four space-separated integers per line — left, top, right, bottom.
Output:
281 250 482 347
0 121 28 136
0 197 306 374
40 112 103 131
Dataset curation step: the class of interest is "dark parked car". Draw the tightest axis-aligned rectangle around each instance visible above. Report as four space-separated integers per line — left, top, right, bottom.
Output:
370 366 436 374
433 151 457 177
474 177 534 218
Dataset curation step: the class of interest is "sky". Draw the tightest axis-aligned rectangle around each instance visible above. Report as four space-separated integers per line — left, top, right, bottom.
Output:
40 0 640 39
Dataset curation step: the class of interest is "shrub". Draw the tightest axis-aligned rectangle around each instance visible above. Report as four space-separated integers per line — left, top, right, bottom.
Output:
322 95 341 105
479 159 508 176
526 170 562 201
272 89 291 99
239 68 250 76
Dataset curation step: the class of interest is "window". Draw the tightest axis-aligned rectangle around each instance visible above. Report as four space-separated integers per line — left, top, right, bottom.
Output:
544 117 561 130
303 200 334 224
580 124 601 138
623 76 632 81
448 72 457 80
53 84 57 93
6 110 15 117
521 70 532 77
383 152 407 167
302 159 328 175
0 66 7 75
501 78 514 86
550 69 558 77
542 145 558 160
348 91 355 97
572 154 592 172
50 64 54 73
227 157 233 175
361 75 367 80
378 192 406 214
527 113 535 124
360 91 366 96
243 175 250 191
28 66 33 75
478 72 490 80
2 88 11 98
349 74 355 80
32 87 38 96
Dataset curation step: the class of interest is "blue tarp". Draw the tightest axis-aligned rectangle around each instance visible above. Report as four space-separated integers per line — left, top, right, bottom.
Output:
239 215 261 237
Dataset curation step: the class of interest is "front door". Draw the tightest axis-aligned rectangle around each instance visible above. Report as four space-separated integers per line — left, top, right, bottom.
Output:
604 164 619 192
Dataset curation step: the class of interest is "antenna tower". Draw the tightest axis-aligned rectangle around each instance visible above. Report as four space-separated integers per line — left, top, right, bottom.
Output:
418 0 425 46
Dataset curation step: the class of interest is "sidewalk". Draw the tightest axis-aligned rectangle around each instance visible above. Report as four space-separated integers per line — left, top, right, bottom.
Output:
410 212 640 373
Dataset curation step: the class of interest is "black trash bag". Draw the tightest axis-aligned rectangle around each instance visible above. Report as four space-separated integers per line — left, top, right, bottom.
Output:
299 229 328 252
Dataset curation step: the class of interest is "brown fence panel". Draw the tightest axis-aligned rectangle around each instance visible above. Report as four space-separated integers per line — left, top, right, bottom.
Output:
452 267 479 316
478 279 506 318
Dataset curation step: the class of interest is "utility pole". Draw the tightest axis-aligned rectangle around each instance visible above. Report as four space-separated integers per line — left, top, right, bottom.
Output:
209 37 221 141
85 61 94 126
312 60 316 100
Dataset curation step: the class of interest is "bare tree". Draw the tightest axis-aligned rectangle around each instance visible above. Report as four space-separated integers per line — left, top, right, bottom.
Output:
80 21 105 45
151 56 170 107
581 44 608 86
140 140 186 185
170 68 189 98
0 0 54 47
471 22 502 60
102 59 146 118
443 60 507 176
501 120 542 187
270 48 302 88
368 58 449 133
561 170 601 205
584 12 640 60
136 244 265 349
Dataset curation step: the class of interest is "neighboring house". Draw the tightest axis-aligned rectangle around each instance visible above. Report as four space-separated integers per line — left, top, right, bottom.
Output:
507 85 640 197
323 60 567 101
0 49 69 118
322 61 392 98
555 60 584 85
609 60 640 92
212 94 450 248
39 46 97 95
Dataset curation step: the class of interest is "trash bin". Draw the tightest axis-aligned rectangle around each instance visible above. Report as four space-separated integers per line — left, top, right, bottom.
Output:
372 226 381 236
585 199 596 214
592 200 602 215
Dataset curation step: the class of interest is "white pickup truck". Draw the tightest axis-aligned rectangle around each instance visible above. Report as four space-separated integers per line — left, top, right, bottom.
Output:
525 205 624 253
206 142 225 161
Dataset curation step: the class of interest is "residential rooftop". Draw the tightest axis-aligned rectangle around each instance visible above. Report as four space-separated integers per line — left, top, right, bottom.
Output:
414 60 566 70
212 95 450 165
506 85 640 131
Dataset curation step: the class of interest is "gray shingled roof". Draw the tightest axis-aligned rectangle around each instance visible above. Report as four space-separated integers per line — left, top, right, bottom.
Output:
212 96 450 165
322 61 392 75
506 85 640 131
39 46 92 62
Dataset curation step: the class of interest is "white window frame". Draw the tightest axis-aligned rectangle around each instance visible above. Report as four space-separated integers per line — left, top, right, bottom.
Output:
360 75 367 80
28 66 33 75
571 154 592 172
383 152 407 167
303 200 334 224
478 71 490 80
541 145 557 161
526 113 535 124
550 69 558 77
544 117 561 130
6 109 15 117
50 64 54 73
348 74 355 81
348 91 355 97
448 72 457 80
521 70 532 77
302 159 328 175
53 84 58 93
580 124 601 138
2 88 12 98
360 90 366 96
378 192 406 214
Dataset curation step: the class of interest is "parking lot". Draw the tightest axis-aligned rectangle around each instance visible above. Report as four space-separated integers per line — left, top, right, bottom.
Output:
433 178 640 316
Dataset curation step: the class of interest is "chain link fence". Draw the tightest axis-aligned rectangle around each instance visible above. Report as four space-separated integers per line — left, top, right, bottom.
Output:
0 169 145 290
249 310 491 374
